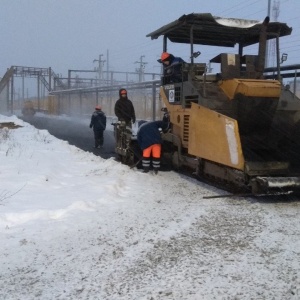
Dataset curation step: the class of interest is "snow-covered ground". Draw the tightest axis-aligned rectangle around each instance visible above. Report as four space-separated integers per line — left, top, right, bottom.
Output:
1 114 300 300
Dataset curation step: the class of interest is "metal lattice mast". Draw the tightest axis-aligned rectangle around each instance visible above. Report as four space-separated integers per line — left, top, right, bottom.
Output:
270 1 280 68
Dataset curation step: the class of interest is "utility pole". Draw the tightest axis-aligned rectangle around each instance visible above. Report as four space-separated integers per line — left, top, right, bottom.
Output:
93 54 106 85
265 0 272 68
106 49 109 86
270 1 280 68
134 55 148 82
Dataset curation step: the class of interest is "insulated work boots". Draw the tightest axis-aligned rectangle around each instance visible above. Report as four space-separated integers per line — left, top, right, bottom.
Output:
142 167 149 173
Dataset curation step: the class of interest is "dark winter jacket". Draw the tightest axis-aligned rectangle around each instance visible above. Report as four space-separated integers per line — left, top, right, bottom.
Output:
168 54 185 66
164 54 185 83
90 110 106 131
114 91 136 124
137 120 168 150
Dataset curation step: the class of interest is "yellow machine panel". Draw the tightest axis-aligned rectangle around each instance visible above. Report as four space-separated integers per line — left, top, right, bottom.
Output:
219 79 281 100
188 103 245 170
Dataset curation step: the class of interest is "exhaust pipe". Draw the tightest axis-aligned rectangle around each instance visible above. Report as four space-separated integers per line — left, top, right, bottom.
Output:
256 16 270 76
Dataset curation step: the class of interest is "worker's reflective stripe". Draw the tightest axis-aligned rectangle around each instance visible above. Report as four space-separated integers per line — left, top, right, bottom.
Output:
152 157 160 169
142 158 150 168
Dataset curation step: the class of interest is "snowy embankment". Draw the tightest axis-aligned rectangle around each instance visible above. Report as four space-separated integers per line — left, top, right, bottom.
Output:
0 114 300 300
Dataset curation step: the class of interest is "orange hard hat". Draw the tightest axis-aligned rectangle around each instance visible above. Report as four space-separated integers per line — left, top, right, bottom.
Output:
161 52 170 61
95 105 101 110
120 89 127 95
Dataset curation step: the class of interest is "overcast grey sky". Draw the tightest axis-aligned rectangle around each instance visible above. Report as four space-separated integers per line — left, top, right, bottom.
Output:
0 0 299 78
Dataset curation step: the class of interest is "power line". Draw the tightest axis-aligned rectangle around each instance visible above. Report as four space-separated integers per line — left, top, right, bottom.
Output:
215 0 262 17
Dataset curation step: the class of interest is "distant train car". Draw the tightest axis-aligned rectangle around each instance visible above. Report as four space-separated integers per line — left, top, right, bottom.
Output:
145 13 300 195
